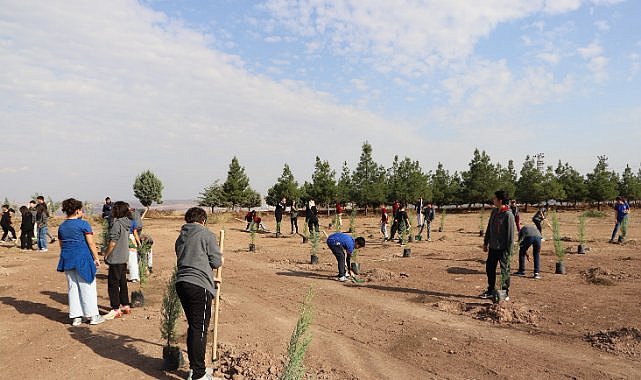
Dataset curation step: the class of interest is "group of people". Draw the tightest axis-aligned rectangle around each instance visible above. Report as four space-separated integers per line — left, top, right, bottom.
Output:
1 196 56 251
378 199 435 243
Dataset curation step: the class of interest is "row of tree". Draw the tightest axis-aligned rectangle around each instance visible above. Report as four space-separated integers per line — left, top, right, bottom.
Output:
198 142 641 212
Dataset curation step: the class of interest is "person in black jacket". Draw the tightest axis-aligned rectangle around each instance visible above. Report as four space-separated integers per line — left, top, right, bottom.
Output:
1 205 17 242
274 197 286 236
480 190 515 301
19 206 34 250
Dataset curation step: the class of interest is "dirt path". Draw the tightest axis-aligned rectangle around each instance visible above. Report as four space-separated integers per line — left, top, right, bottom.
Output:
0 211 640 379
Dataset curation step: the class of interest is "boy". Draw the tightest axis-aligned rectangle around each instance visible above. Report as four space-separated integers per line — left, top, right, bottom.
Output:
380 204 389 240
514 225 542 279
419 203 435 241
274 197 286 236
326 232 365 282
1 205 17 242
480 190 515 301
610 196 630 243
36 196 57 243
175 207 224 380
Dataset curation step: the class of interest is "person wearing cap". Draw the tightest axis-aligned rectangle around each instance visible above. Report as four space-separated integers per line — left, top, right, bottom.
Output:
325 232 365 282
480 190 515 301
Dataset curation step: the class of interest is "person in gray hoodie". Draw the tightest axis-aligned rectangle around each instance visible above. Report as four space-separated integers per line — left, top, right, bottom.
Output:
175 207 224 380
480 190 515 301
103 201 133 319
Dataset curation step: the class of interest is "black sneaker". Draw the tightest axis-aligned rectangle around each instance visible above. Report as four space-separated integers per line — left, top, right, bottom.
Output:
479 290 494 299
513 271 525 276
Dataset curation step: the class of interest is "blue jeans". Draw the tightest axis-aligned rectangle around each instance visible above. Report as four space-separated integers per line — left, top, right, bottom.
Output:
518 236 541 274
328 242 350 277
38 227 48 250
611 217 628 241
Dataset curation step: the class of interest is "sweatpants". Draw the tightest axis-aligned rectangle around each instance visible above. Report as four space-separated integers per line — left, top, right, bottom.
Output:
65 269 99 319
328 242 350 277
1 225 16 240
176 281 213 380
20 230 34 249
107 264 130 310
486 248 510 293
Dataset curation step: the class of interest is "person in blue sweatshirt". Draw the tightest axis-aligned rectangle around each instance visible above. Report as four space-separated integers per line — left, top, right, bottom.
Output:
610 196 630 243
175 207 224 380
326 232 365 282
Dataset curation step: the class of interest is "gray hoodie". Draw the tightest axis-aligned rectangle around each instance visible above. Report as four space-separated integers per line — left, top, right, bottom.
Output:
105 217 131 265
484 207 515 252
175 223 223 296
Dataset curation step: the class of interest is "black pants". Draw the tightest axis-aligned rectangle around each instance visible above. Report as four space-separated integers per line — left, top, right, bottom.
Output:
328 242 350 277
533 220 542 233
290 217 298 233
308 219 319 233
390 221 399 239
1 225 16 240
486 248 510 293
107 264 129 310
20 230 34 249
176 281 213 380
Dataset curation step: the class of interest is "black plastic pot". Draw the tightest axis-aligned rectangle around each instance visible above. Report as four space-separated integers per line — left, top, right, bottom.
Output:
162 345 183 371
403 248 411 257
577 244 585 254
438 227 443 232
479 230 484 237
131 290 144 308
350 262 360 275
555 262 566 274
302 236 308 243
310 254 319 264
248 243 255 252
408 235 414 243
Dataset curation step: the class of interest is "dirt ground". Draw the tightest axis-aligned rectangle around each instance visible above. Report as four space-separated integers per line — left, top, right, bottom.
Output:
1 209 640 379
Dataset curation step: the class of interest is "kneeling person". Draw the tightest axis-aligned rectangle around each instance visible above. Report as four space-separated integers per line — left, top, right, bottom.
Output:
326 232 365 282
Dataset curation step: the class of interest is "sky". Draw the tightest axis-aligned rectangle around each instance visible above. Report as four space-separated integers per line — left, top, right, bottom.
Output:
1 0 640 202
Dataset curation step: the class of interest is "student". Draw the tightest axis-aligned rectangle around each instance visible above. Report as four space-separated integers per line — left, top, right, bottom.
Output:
102 201 132 320
380 204 389 240
391 203 410 243
514 225 542 279
1 205 17 242
610 196 630 243
335 202 343 229
326 232 365 282
510 199 521 232
19 206 35 251
415 197 424 232
290 200 299 234
244 210 255 231
307 204 319 234
274 197 286 236
175 207 223 380
480 190 515 301
102 197 113 220
35 203 49 252
56 198 105 326
419 203 435 241
127 209 141 282
532 204 551 235
36 196 57 243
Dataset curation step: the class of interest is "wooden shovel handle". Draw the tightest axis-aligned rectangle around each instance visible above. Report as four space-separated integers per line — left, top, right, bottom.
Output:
211 230 224 363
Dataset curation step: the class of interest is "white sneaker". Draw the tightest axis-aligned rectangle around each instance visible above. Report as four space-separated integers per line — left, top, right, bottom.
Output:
338 276 347 282
90 315 106 325
71 317 82 326
103 309 121 320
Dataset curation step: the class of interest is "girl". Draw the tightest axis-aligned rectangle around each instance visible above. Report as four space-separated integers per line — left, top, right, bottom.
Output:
103 201 133 319
56 198 105 326
19 206 34 251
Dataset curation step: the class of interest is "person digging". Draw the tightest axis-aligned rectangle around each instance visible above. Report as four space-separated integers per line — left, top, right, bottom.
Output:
326 232 365 282
480 190 515 302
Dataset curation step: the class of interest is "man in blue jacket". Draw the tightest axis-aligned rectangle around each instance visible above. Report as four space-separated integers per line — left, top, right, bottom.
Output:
326 232 365 282
610 196 630 243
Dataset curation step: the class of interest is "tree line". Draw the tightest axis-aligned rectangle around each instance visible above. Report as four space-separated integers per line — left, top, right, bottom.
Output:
198 142 641 212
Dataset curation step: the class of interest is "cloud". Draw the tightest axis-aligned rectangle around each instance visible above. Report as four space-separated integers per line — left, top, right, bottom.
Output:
0 166 29 174
578 41 609 83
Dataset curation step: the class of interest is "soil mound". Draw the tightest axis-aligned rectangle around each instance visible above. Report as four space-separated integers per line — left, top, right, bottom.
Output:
475 303 541 325
364 268 400 282
434 300 467 314
585 327 641 359
581 267 619 285
213 343 282 379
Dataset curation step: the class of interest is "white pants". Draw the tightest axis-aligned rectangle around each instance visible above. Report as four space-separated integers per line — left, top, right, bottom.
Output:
127 248 139 281
147 248 153 268
66 269 98 318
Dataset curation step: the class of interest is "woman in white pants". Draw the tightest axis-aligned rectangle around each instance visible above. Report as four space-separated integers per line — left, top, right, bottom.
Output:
56 198 105 326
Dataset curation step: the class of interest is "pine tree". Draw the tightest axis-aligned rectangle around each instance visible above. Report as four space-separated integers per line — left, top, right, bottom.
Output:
542 166 566 203
461 149 498 206
351 142 387 213
133 170 164 217
309 156 336 213
266 164 300 206
555 161 588 206
222 157 261 210
335 161 352 204
515 156 545 211
387 156 431 203
198 180 225 213
586 155 618 210
618 164 641 201
496 160 517 200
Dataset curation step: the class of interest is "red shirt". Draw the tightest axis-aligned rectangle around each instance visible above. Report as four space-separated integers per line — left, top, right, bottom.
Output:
336 203 343 214
381 207 388 223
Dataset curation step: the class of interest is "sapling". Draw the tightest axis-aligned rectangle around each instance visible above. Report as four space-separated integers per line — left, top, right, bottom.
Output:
310 230 319 262
100 219 110 253
552 211 564 263
349 209 356 236
439 209 446 232
160 266 183 369
578 214 587 246
249 221 257 251
398 219 407 245
280 287 313 380
479 207 486 235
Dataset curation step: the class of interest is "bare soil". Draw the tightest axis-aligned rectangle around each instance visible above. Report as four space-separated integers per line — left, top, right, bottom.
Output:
1 210 640 379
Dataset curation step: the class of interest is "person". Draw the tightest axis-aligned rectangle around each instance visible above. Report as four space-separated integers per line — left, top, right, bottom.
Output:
35 203 49 252
532 204 551 236
514 225 542 279
102 197 113 219
175 207 224 380
480 190 515 301
1 205 17 242
19 206 35 251
610 196 630 243
415 197 424 232
510 199 521 232
55 198 105 326
244 210 255 231
131 208 143 235
325 232 365 282
391 203 410 243
419 202 435 241
290 200 299 234
380 204 389 240
102 201 132 320
36 196 57 243
274 197 286 236
28 200 37 243
127 209 141 282
307 203 320 234
251 212 267 231
141 234 154 274
335 202 343 229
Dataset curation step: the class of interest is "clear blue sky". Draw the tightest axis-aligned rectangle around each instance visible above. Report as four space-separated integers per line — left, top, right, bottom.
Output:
1 0 639 202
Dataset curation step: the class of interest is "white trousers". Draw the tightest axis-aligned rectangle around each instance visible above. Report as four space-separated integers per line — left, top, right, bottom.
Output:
127 248 140 281
147 248 153 268
66 269 98 318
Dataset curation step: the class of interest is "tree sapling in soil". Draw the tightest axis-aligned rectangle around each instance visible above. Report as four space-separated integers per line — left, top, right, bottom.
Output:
578 214 587 254
552 211 566 274
280 287 313 380
439 209 446 232
309 230 319 264
160 266 184 370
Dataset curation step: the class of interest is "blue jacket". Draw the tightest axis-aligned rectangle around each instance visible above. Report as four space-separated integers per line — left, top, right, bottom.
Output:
326 232 355 255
